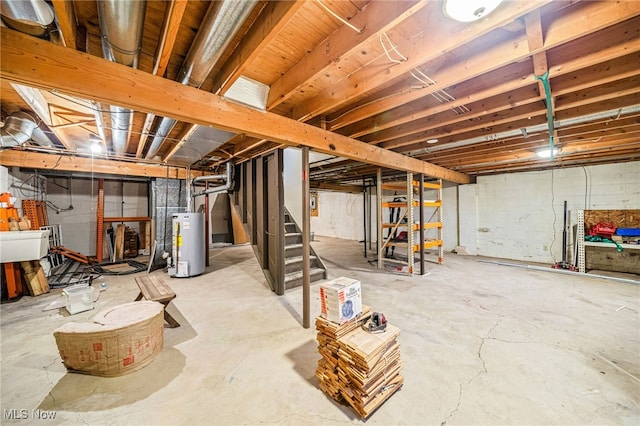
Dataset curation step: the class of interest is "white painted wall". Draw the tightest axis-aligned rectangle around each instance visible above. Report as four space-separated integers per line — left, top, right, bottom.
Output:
6 158 632 261
311 191 368 241
309 161 640 263
283 148 303 225
468 161 640 263
0 166 8 194
458 184 478 255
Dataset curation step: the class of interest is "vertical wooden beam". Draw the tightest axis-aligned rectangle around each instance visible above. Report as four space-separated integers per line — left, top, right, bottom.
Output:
302 146 311 329
51 0 78 49
376 168 382 270
96 178 104 261
205 181 210 267
525 9 552 107
363 177 367 258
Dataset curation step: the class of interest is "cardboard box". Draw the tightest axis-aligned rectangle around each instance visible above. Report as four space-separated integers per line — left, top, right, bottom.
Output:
319 277 362 325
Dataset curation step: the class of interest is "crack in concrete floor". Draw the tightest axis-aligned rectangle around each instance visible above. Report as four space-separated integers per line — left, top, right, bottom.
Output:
441 314 504 426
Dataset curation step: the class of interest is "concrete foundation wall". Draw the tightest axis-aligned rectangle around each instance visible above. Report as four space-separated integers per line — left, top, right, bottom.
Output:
4 159 637 264
470 161 640 263
311 191 368 241
458 184 479 255
309 161 639 264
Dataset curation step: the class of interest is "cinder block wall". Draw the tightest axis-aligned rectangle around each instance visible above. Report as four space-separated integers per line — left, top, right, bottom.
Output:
309 161 640 263
0 166 149 256
469 161 640 263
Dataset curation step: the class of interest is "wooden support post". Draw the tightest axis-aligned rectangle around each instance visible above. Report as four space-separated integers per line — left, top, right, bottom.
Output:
96 179 104 262
363 177 367 258
419 173 425 275
376 168 383 270
302 146 311 329
205 181 210 267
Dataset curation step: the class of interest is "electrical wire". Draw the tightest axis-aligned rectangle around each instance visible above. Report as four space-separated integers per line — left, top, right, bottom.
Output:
48 90 134 114
316 0 363 33
379 32 407 64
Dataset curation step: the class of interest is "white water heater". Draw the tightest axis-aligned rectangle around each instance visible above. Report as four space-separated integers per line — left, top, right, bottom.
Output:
168 212 205 277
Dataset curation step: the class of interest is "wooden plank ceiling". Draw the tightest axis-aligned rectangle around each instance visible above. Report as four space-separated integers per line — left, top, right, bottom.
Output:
1 0 638 187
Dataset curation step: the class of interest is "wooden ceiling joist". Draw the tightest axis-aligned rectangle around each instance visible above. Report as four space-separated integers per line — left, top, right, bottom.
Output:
0 27 471 184
266 0 429 110
291 0 553 122
0 150 195 180
213 0 305 96
332 4 640 138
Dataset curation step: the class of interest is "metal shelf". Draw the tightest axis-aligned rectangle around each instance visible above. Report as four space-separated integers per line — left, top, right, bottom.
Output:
583 241 640 249
377 171 443 275
577 209 639 273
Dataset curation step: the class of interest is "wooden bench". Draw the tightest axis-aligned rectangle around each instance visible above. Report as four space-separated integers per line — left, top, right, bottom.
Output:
134 275 180 328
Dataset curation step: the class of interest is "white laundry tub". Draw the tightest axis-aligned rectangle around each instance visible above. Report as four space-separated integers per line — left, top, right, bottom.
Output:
0 229 50 262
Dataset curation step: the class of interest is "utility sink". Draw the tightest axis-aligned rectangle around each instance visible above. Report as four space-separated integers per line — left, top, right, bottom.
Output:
0 230 51 263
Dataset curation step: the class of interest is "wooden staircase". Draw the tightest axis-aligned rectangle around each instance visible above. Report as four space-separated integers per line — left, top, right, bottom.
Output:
283 209 327 290
228 151 328 295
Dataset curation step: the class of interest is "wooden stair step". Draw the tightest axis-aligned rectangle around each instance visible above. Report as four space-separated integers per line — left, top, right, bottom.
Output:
284 255 317 265
284 268 325 283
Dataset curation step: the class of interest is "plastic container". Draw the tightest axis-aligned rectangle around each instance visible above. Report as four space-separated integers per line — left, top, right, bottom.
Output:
616 228 640 237
63 285 95 315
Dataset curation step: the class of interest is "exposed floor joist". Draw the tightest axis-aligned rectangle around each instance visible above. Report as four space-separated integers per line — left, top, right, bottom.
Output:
0 150 197 179
0 27 471 184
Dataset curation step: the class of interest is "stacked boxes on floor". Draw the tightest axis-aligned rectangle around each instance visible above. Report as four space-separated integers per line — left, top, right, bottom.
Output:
316 277 404 418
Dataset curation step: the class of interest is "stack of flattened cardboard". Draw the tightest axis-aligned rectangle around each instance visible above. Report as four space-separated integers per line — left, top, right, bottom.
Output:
315 307 404 418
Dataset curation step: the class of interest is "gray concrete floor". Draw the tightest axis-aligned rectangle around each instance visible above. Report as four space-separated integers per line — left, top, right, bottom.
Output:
1 237 639 425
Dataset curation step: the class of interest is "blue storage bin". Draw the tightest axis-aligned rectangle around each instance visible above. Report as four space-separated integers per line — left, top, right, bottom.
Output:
616 228 640 236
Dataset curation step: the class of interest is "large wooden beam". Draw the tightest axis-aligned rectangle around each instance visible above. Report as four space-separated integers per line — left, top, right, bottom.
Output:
0 150 197 179
0 27 471 184
310 182 363 194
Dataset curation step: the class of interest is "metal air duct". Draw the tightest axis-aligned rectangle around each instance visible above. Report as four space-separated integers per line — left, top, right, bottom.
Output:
188 162 235 212
0 111 38 147
97 0 147 156
0 0 55 37
144 0 257 160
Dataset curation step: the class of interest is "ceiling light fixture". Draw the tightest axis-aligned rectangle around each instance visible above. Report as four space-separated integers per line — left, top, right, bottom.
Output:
90 141 102 154
426 138 438 144
443 0 505 22
536 147 559 159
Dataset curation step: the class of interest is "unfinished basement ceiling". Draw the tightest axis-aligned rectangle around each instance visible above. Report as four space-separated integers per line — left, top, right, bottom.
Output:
0 0 639 186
